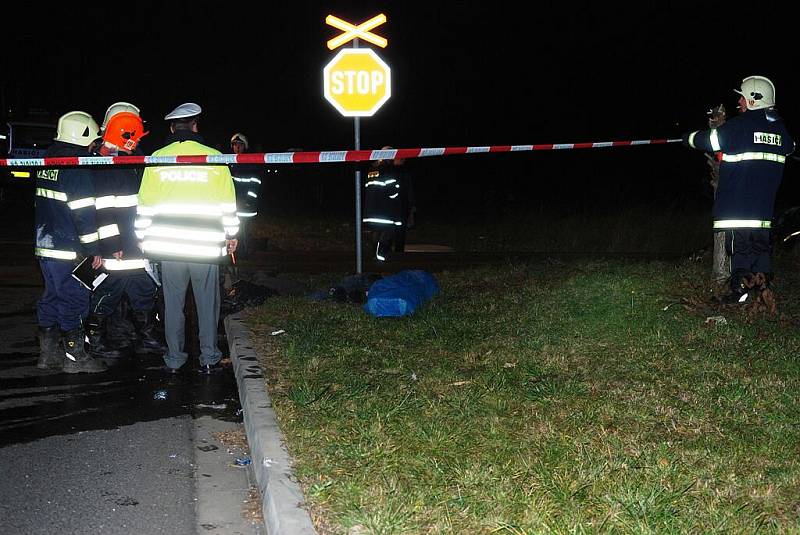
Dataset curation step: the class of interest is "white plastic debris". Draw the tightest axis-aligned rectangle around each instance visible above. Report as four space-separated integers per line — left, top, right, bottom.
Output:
271 329 286 336
195 403 227 410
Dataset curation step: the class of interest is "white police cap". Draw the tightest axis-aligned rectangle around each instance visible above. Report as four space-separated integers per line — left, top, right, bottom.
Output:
164 102 202 120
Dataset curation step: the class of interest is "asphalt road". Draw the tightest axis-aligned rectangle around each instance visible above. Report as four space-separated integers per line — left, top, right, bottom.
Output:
0 265 263 535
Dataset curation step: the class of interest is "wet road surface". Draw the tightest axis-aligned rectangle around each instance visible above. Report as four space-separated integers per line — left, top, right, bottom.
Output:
0 275 258 534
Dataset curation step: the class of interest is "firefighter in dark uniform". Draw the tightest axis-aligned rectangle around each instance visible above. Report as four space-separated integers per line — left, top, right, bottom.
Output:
229 133 263 256
86 109 165 362
34 111 107 373
683 75 795 303
362 146 415 261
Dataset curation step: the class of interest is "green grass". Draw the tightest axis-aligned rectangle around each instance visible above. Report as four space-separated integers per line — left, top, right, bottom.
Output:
246 256 800 534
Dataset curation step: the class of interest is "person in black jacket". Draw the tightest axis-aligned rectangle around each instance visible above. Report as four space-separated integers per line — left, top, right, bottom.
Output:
362 146 415 261
86 109 165 362
34 111 107 373
229 133 263 256
683 75 795 303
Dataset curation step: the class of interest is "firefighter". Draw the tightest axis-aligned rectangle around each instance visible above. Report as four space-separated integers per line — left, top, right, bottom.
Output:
683 76 795 303
87 110 165 363
136 103 239 374
229 132 263 255
34 111 107 373
101 101 140 131
362 146 415 261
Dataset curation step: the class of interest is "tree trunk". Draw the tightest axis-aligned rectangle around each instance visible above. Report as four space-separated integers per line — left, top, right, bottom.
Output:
712 230 728 284
707 104 729 285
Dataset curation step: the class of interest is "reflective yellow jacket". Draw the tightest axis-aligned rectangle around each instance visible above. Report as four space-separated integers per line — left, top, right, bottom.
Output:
136 137 238 262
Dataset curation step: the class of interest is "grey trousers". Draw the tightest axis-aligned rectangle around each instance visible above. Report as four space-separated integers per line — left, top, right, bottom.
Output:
161 261 221 368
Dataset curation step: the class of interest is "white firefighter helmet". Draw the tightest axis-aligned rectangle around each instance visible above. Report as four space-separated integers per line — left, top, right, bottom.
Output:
101 102 141 130
231 132 249 149
734 75 776 110
55 111 101 147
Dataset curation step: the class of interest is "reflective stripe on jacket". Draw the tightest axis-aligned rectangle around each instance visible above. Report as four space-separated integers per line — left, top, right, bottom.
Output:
137 139 238 262
94 161 148 271
34 141 99 261
362 169 404 227
230 162 263 218
685 108 795 227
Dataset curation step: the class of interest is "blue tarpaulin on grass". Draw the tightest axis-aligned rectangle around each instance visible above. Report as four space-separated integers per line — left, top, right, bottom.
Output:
364 270 440 317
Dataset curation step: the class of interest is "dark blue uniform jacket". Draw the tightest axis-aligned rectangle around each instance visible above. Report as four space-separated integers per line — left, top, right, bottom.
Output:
684 109 795 223
34 141 99 260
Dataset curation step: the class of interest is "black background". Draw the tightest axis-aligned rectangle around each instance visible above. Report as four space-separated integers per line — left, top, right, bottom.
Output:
3 1 798 221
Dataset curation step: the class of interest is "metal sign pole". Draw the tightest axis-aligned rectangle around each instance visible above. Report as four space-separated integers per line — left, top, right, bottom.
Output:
353 37 363 274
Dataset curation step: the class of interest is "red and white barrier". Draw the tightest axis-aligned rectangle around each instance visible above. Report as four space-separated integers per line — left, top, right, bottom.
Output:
0 138 682 168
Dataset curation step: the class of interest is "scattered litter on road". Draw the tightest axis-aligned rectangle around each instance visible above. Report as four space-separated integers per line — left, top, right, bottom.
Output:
271 329 286 336
213 429 248 448
234 457 252 466
196 403 227 410
235 408 243 416
705 315 728 325
263 458 274 468
169 453 178 458
153 390 168 400
197 444 219 452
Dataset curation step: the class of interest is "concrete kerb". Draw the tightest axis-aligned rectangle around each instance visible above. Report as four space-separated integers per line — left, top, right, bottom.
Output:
225 313 317 535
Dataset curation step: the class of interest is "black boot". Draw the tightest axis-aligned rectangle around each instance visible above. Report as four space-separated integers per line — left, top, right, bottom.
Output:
719 271 753 305
37 326 65 369
132 309 166 355
62 327 108 374
86 314 127 360
106 299 136 349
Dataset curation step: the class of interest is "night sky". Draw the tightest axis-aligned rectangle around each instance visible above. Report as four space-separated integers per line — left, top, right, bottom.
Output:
3 1 798 217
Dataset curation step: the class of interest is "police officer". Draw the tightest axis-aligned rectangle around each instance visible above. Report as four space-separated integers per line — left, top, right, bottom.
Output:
362 146 415 261
35 111 107 373
229 133 263 255
136 103 239 374
87 108 165 363
683 76 795 303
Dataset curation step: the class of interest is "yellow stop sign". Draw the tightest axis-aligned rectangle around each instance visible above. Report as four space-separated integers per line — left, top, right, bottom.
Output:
324 48 391 117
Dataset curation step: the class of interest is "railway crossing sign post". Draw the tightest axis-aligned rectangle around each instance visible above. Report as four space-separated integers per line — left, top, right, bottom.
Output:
324 13 391 274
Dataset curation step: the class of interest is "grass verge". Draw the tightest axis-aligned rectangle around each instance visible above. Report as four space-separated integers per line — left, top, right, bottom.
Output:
246 256 800 534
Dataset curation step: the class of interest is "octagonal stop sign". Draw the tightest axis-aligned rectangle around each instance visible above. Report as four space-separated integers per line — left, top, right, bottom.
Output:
324 48 391 117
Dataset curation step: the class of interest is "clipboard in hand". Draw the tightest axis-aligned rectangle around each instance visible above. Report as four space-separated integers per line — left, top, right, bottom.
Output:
71 257 108 291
